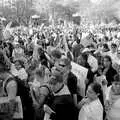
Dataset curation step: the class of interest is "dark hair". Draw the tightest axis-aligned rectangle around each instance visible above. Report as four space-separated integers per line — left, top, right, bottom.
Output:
90 82 105 119
111 43 117 48
104 55 112 65
51 50 62 59
113 74 120 82
104 36 109 41
14 60 25 68
103 44 109 51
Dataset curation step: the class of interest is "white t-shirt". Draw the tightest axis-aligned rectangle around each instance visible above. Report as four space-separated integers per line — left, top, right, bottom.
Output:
79 99 103 120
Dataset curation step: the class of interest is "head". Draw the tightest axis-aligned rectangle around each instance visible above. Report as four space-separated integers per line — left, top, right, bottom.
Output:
103 55 112 68
117 47 120 59
14 43 20 49
86 82 103 101
82 48 91 55
51 49 62 64
77 54 87 67
112 74 120 95
55 58 71 76
34 67 45 83
49 74 64 93
102 44 109 52
14 60 24 70
111 43 117 53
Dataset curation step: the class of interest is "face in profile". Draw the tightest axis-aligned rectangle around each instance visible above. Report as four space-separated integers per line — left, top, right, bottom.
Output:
86 86 98 100
112 81 120 94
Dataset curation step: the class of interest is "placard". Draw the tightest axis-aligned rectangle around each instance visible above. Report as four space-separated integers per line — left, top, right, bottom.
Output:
71 62 88 96
0 96 23 119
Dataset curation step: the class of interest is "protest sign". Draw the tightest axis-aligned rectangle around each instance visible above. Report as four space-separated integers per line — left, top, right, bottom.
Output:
71 62 88 96
0 96 23 119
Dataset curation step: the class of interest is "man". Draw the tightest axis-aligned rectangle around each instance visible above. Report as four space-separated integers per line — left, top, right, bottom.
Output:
45 74 76 120
53 58 81 108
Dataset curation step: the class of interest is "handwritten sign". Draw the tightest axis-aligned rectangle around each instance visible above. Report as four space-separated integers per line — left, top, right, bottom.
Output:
71 62 88 96
0 96 23 119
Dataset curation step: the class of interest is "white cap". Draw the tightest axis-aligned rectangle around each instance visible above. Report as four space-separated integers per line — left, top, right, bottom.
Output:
82 48 91 53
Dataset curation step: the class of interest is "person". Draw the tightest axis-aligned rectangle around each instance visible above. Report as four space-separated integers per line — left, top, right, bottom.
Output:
82 48 98 73
78 82 104 120
105 74 120 120
0 52 23 120
12 43 24 61
103 55 117 86
54 58 79 104
53 58 79 120
30 69 54 120
77 54 94 95
45 74 76 120
10 60 28 81
108 43 117 64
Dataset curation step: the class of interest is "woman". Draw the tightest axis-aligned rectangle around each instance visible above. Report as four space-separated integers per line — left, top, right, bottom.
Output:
103 55 117 86
105 74 120 120
78 82 104 120
0 55 23 120
12 43 25 61
44 74 76 120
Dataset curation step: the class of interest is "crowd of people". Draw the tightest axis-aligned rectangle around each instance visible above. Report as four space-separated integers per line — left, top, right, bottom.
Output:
0 19 120 120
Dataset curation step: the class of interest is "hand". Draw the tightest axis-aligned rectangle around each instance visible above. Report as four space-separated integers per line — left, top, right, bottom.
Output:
85 79 89 85
44 104 55 115
105 100 112 112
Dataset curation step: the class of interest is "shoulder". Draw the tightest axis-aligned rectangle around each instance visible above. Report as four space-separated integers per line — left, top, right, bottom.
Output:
5 76 17 89
7 80 17 88
69 72 77 78
110 67 117 74
39 84 50 96
68 72 77 81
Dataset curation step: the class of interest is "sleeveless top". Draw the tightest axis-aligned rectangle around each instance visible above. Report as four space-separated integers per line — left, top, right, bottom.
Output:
0 72 23 119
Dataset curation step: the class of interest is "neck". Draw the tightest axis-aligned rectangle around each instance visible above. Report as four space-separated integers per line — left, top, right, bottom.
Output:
54 84 64 94
89 96 98 102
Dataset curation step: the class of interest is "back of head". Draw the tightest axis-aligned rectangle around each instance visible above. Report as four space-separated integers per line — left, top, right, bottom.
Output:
51 49 62 59
114 74 120 82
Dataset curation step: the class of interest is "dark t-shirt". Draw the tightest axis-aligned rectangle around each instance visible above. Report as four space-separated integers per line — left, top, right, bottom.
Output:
51 95 76 120
105 66 117 86
67 72 77 95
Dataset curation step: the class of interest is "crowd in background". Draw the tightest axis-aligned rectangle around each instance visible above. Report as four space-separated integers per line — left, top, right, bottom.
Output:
0 20 120 120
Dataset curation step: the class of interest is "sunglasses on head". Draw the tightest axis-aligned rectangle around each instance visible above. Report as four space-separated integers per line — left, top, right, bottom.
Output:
59 64 66 67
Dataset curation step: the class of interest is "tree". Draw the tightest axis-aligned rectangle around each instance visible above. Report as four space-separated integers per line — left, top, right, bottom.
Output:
0 0 36 26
